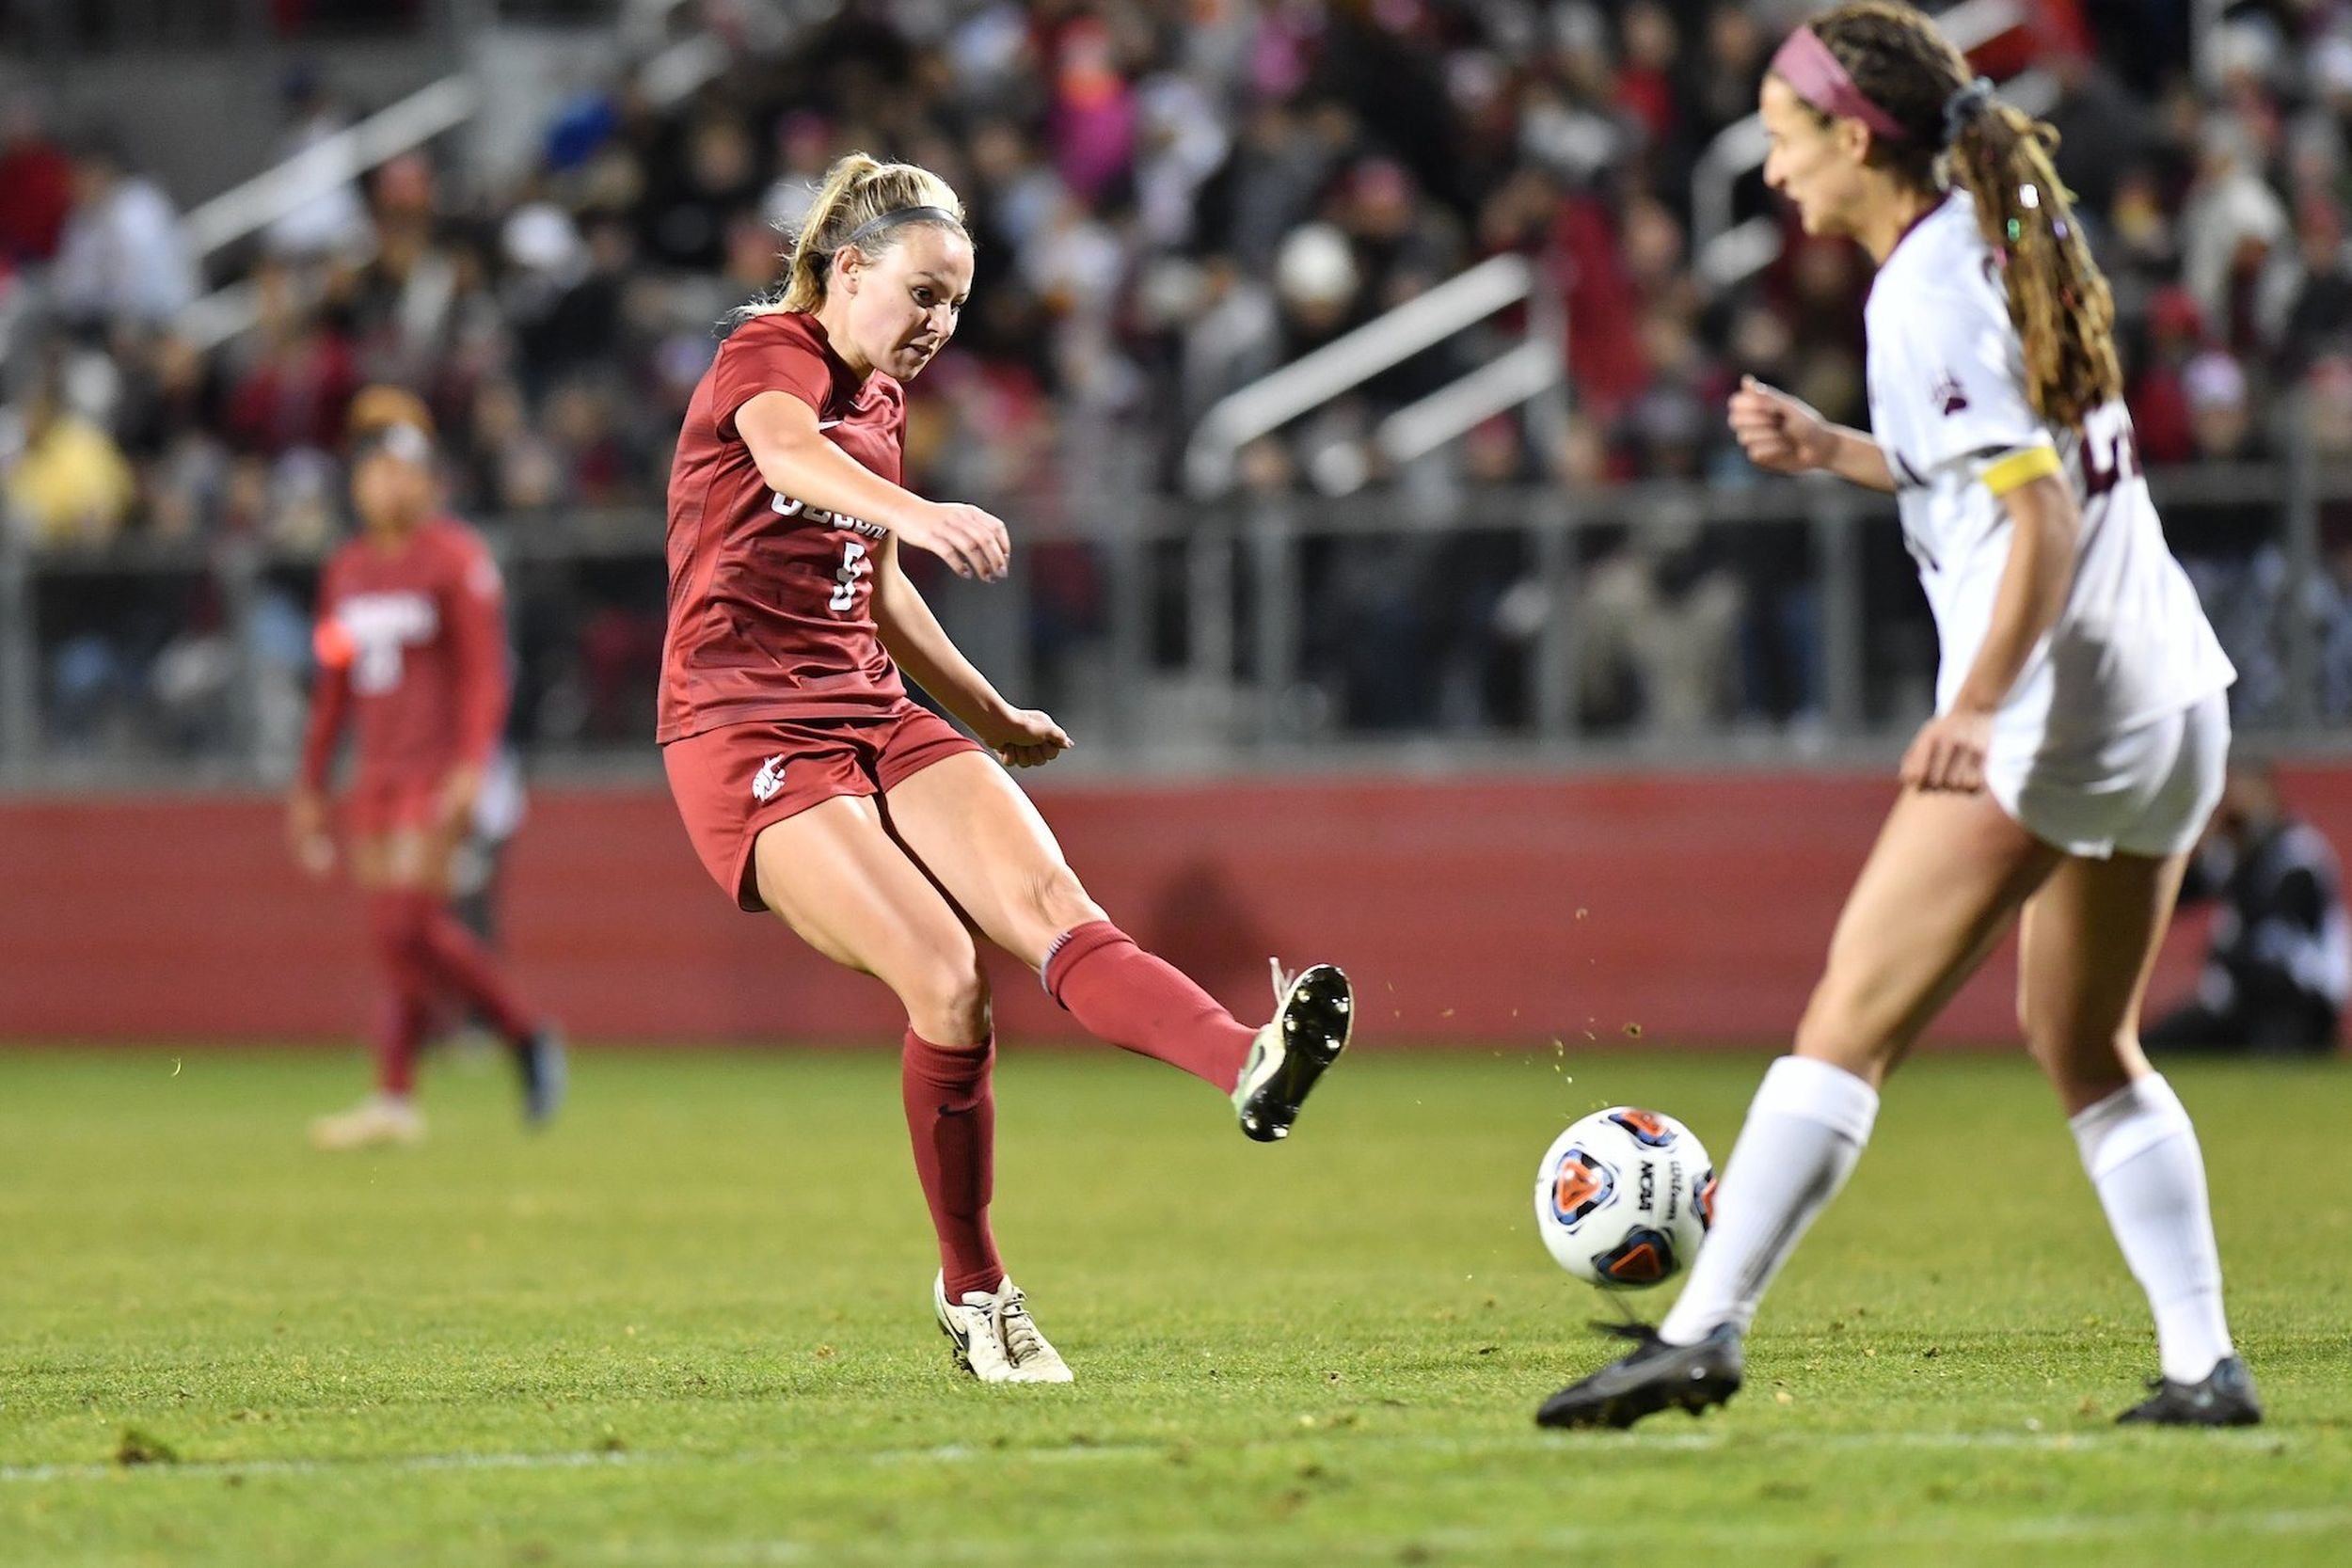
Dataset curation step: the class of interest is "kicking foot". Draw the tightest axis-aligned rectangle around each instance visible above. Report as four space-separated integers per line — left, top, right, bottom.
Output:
1233 960 1353 1142
1534 1322 1744 1430
309 1096 426 1151
2116 1356 2263 1426
516 1026 568 1127
933 1275 1074 1384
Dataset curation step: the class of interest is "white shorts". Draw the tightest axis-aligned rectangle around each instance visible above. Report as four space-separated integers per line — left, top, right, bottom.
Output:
1985 692 2231 860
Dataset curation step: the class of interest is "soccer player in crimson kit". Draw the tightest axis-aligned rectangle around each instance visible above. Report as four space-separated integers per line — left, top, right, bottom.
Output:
661 153 1354 1384
289 388 566 1149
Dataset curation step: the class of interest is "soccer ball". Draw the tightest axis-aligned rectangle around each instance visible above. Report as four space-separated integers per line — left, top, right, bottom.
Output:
1534 1107 1715 1289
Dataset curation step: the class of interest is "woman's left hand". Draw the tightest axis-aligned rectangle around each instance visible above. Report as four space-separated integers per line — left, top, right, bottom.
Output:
981 707 1073 768
1900 707 1993 793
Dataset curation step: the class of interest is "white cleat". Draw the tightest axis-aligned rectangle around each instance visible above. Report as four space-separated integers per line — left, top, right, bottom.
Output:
932 1274 1074 1384
309 1095 426 1150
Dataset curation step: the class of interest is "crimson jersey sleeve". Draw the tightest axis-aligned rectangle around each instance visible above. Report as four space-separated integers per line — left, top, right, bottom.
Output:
439 531 511 770
711 317 837 440
298 553 353 791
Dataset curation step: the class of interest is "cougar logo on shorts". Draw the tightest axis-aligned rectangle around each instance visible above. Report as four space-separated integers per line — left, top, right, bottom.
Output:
1607 1109 1677 1148
752 754 787 803
1549 1148 1614 1230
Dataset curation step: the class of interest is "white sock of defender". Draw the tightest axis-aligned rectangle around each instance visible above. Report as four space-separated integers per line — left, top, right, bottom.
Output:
2070 1074 2233 1384
1659 1055 1880 1345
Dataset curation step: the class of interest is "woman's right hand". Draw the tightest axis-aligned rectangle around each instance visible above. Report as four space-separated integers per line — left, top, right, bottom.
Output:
286 787 334 879
893 500 1011 581
1727 376 1836 475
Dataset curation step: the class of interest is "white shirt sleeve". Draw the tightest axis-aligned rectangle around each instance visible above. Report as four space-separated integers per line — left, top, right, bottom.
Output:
1885 281 2050 479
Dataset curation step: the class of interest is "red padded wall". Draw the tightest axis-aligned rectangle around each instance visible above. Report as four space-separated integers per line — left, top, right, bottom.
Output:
5 765 2337 1047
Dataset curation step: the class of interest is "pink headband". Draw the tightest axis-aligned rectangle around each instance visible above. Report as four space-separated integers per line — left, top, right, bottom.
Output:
1769 26 1909 142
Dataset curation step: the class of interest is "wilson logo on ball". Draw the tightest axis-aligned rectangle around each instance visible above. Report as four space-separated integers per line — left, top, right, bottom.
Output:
1549 1149 1615 1228
1607 1109 1678 1148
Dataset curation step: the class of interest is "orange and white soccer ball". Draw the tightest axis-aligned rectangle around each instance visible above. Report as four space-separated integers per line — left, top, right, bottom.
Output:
1534 1107 1715 1289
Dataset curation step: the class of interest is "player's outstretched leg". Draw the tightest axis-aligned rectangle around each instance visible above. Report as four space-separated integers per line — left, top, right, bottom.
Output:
1536 790 2054 1430
882 753 1354 1139
1229 958 1354 1142
1041 926 1354 1139
2018 852 2262 1426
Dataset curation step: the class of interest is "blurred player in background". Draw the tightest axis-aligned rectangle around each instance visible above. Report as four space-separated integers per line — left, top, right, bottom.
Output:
661 153 1353 1384
289 387 567 1148
1540 2 2258 1430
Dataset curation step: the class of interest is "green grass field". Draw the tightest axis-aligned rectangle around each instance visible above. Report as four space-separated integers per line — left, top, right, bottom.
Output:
2 1044 2347 1567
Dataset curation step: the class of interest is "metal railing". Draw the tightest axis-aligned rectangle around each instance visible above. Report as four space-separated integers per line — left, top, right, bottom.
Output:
170 0 733 352
1184 253 1568 500
5 451 2347 790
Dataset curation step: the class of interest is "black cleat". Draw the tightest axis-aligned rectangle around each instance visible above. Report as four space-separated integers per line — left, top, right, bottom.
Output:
1232 961 1352 1142
516 1026 568 1127
2115 1356 2263 1426
1535 1322 1745 1431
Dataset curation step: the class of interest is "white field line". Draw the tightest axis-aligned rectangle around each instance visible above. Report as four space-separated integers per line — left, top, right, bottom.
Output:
614 1508 2352 1565
0 1424 2304 1485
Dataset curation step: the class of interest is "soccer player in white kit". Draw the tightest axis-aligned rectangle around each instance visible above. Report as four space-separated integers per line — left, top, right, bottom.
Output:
1538 1 2260 1430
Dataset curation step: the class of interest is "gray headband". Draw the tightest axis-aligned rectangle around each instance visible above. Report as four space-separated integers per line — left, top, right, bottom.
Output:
834 204 963 254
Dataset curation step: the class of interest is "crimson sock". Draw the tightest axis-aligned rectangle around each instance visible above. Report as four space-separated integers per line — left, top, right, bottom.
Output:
901 1029 1002 1301
1041 921 1255 1090
401 890 540 1044
364 894 434 1098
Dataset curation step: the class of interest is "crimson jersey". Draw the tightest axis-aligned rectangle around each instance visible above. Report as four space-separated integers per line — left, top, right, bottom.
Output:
299 516 510 790
657 309 909 743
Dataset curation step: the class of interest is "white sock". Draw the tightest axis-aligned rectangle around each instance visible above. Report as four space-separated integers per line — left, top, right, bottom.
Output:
1659 1055 1880 1345
2070 1074 2233 1384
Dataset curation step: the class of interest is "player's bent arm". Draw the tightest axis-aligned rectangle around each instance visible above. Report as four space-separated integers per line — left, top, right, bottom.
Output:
870 534 1015 731
737 390 926 532
736 392 1010 579
1819 426 1897 494
1947 465 2079 716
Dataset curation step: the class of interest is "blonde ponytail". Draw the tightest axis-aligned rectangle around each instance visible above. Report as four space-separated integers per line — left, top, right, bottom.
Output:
739 151 967 320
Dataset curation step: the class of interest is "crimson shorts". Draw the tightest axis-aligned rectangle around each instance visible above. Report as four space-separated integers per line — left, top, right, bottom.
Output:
662 700 986 911
345 775 439 837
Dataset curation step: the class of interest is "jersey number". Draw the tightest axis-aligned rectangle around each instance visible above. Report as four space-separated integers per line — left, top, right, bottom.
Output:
830 538 871 611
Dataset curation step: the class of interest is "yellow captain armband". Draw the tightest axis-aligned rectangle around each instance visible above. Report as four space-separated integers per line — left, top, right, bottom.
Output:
1979 445 2061 497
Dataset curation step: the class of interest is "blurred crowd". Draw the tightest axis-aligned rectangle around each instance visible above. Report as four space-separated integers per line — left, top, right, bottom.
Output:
5 0 2352 757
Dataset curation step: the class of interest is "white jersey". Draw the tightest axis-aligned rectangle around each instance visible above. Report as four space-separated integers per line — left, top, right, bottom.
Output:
1864 191 2233 750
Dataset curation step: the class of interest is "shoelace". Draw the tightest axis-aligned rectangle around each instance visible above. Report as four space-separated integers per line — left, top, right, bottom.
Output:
997 1295 1047 1364
1268 958 1297 1006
